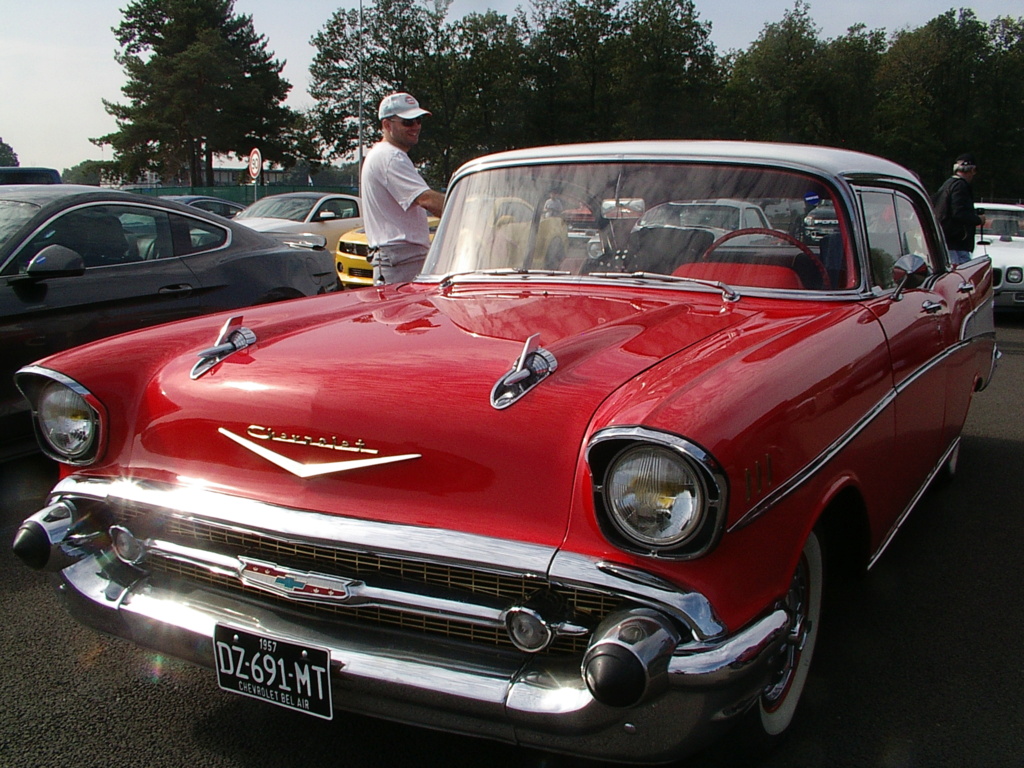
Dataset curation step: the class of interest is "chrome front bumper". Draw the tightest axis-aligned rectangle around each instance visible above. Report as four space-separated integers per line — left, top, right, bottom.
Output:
17 477 792 764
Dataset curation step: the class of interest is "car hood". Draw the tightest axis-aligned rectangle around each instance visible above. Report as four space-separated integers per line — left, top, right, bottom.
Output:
235 217 308 232
121 285 748 547
977 236 1024 267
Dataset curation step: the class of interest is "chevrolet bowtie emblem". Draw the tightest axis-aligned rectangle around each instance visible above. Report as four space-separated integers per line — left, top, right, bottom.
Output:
239 558 356 602
219 428 420 478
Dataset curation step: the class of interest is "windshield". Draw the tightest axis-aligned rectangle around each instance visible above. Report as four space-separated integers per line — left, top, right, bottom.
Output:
237 196 314 222
983 207 1024 238
424 161 857 292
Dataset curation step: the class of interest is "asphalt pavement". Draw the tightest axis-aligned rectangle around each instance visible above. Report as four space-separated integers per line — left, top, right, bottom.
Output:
1 315 1022 768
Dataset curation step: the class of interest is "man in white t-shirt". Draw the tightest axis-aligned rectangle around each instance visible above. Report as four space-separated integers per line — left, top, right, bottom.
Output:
360 92 445 284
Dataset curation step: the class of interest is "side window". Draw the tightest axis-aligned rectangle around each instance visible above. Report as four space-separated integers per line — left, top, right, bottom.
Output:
319 199 358 219
743 207 765 229
171 213 229 255
894 194 933 264
119 208 174 261
861 189 939 290
14 205 174 269
336 198 358 218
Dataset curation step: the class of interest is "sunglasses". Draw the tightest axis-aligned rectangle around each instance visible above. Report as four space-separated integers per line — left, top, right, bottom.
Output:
388 117 422 127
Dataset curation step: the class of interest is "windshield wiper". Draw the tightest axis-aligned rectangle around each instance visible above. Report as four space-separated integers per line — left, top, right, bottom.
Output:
587 271 741 302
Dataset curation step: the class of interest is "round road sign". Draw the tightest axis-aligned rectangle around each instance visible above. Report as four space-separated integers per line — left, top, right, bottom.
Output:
248 148 262 180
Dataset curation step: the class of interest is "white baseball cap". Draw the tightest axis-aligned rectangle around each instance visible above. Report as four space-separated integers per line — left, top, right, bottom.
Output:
379 92 431 120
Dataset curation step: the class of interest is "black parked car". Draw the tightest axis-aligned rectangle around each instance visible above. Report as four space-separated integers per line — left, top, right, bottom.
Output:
159 194 246 218
0 167 61 184
0 184 339 459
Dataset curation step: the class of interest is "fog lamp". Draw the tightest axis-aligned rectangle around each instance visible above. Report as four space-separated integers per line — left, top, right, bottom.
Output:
504 606 554 653
109 525 145 565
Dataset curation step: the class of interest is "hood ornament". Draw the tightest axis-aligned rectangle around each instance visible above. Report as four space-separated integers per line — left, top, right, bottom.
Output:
220 428 420 478
191 315 257 379
491 333 558 410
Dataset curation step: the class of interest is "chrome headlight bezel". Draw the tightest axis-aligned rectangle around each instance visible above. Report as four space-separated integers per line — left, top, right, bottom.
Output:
15 367 104 465
587 427 727 560
1006 266 1022 284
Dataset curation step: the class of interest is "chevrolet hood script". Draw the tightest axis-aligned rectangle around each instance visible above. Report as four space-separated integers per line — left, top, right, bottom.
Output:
219 428 421 478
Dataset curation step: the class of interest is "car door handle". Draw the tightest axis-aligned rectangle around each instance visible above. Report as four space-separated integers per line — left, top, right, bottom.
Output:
921 300 944 314
158 284 194 296
958 281 975 293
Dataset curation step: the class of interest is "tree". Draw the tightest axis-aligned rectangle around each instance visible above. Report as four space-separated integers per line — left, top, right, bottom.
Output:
975 15 1024 200
874 9 991 190
723 1 823 142
0 138 18 166
611 0 721 139
62 160 116 185
95 0 298 185
310 0 436 162
808 24 886 150
301 0 1022 199
525 0 624 145
446 10 531 165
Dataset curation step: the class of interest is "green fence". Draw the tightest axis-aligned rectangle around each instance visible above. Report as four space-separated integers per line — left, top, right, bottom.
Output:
132 185 359 205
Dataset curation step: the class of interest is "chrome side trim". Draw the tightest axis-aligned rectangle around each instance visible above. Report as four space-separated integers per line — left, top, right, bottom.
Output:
867 437 959 569
730 332 992 532
728 383 890 532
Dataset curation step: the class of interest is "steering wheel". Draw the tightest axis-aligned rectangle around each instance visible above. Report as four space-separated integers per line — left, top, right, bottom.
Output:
702 227 831 290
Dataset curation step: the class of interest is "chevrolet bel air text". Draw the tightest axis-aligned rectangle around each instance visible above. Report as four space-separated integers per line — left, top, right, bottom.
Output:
12 141 997 764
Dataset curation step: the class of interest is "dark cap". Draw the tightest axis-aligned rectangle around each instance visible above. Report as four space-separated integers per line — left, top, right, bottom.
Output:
954 153 977 171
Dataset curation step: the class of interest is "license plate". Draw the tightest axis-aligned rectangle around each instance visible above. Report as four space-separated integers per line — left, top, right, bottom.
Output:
214 625 333 719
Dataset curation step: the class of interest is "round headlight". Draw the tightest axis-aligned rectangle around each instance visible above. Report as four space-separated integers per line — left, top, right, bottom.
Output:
36 380 98 460
603 444 705 548
1006 266 1022 284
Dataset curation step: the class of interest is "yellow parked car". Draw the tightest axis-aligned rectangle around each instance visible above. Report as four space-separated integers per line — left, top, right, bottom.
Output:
336 218 439 287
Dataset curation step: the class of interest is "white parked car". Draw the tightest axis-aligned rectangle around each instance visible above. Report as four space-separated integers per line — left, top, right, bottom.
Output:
975 202 1024 311
236 192 363 254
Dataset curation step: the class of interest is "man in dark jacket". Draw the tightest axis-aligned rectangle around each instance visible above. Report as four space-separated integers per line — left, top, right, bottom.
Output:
933 153 987 265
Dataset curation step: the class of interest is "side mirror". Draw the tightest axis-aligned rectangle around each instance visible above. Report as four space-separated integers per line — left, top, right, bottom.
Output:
314 210 338 221
16 245 86 281
891 253 929 300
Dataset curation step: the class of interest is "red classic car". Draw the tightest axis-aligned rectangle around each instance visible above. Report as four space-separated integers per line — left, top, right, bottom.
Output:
12 141 997 763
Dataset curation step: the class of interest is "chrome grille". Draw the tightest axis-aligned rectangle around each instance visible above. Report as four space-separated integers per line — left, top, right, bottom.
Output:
150 557 591 653
113 506 615 655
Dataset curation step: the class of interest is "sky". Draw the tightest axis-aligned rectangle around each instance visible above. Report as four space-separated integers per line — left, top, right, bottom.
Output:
1 0 1020 172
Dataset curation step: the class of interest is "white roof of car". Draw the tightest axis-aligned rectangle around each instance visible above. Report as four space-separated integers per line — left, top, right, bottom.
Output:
453 140 922 188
